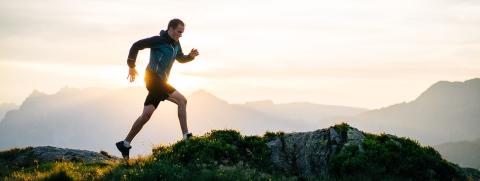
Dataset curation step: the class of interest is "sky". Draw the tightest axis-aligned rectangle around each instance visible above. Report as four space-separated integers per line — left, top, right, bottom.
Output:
0 0 479 109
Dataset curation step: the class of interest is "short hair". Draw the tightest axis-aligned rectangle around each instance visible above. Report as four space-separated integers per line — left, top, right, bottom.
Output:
167 19 185 30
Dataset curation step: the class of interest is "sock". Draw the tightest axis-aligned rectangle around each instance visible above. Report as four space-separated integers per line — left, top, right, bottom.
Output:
123 140 131 147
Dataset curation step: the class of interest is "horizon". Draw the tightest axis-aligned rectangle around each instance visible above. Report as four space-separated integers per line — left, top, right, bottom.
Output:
0 77 480 110
1 77 478 110
1 0 480 109
1 85 372 109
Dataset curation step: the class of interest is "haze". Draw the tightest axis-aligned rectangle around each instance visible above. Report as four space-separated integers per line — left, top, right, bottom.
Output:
1 0 479 109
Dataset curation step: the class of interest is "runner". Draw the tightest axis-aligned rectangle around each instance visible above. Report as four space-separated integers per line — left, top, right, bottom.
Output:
116 18 199 159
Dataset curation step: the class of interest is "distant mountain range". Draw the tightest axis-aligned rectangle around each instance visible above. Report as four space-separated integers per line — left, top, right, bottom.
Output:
1 78 479 163
349 78 480 145
434 138 480 170
0 103 17 121
241 100 366 125
0 87 366 156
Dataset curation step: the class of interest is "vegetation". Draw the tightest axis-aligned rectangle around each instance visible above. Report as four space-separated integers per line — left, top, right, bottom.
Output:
0 146 35 176
329 133 465 181
1 130 292 180
0 125 476 180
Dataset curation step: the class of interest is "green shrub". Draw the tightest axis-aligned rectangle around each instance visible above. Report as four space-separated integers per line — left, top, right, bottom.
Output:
41 170 74 181
332 122 350 139
207 129 243 144
0 146 35 177
151 130 272 169
0 146 33 161
263 131 284 142
103 129 279 180
329 133 465 180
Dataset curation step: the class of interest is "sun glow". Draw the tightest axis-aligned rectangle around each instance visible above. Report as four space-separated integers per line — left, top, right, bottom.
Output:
167 62 211 92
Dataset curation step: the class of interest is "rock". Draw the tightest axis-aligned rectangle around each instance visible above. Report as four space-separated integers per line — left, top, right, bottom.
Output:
329 128 341 144
8 146 117 166
267 125 365 177
344 127 365 152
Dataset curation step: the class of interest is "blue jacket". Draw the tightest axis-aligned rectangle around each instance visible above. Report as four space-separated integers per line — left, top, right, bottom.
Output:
127 30 194 81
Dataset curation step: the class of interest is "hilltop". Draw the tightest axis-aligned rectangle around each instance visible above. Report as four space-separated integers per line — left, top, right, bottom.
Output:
1 124 479 180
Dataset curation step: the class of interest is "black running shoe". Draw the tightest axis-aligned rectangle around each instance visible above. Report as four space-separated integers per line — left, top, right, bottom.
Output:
183 133 193 140
116 141 131 159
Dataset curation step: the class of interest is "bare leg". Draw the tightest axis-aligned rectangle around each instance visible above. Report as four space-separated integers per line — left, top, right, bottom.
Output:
167 91 188 135
125 105 156 143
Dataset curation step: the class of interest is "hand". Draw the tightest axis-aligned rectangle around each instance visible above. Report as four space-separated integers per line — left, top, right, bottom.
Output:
126 68 138 82
188 48 199 59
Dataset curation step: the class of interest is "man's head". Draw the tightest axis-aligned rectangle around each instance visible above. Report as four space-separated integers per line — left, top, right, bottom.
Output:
167 19 185 42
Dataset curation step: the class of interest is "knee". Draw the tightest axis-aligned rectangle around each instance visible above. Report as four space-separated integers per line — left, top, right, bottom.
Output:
178 97 187 107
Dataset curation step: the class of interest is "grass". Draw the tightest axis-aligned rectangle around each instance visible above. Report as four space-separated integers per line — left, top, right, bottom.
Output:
5 161 115 180
0 124 474 181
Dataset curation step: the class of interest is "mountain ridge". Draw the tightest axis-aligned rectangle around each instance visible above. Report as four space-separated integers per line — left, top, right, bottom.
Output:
350 78 480 145
434 137 480 170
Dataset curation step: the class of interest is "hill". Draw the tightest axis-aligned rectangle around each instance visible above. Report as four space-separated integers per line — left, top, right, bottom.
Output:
1 124 479 180
350 78 480 145
434 138 480 170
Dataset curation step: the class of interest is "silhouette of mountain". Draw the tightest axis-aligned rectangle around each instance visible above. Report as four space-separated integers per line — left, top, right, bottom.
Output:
242 100 366 126
434 138 480 169
350 78 480 145
0 87 365 156
0 103 17 122
0 87 144 155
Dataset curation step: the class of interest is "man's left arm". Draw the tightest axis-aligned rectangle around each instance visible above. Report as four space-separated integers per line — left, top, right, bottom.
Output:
176 44 199 63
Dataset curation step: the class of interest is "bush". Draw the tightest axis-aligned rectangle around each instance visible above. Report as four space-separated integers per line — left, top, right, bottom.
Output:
153 129 271 168
332 122 350 139
41 170 74 181
0 146 35 177
329 133 465 180
103 129 280 180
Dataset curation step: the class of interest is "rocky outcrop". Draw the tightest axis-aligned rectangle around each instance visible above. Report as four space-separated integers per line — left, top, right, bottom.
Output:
1 146 116 167
267 125 365 177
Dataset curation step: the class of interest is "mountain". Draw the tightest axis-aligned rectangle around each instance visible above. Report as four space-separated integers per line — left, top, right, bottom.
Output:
349 78 480 145
434 138 480 170
240 100 366 126
2 124 479 180
0 87 365 156
0 103 17 122
0 87 145 155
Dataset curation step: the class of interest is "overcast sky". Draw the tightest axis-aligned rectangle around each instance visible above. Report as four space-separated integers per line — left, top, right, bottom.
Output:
1 0 479 109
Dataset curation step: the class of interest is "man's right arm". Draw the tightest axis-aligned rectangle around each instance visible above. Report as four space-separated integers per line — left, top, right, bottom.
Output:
127 36 159 68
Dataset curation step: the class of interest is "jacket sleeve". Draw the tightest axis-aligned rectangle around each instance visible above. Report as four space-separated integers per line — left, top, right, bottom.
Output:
127 36 158 68
175 44 194 63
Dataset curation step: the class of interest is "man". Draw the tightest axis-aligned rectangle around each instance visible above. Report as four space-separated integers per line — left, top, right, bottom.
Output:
116 19 199 159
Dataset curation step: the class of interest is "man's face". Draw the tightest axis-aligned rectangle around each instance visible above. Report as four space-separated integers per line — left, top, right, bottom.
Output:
168 25 184 42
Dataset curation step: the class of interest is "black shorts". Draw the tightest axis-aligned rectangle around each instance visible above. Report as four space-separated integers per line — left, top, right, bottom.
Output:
144 69 176 108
